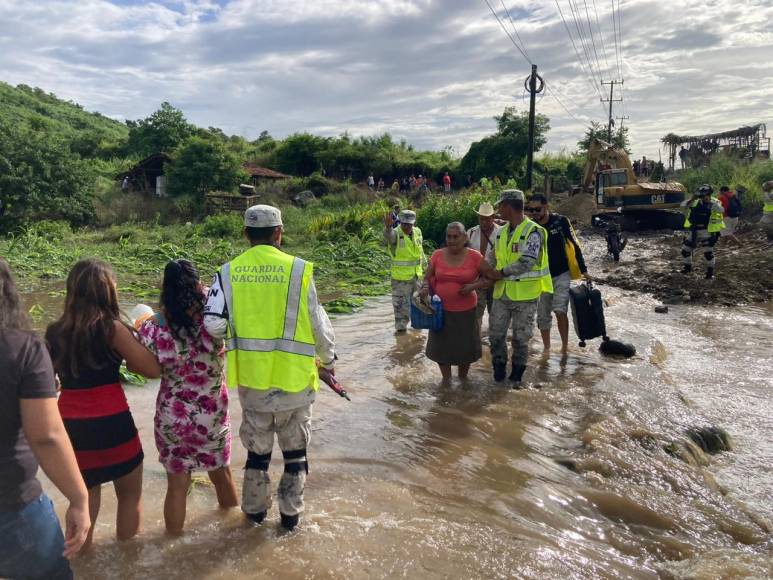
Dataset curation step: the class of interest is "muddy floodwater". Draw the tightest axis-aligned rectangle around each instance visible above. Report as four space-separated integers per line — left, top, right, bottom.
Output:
34 239 772 579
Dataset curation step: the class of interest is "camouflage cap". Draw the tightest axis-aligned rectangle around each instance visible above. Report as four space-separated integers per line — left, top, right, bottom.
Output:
245 204 283 228
398 210 417 224
495 189 525 205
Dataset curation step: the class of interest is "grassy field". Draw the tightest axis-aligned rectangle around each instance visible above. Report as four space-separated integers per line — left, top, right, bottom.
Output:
1 194 399 315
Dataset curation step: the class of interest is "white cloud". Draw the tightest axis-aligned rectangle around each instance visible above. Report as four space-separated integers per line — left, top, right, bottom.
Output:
0 0 770 159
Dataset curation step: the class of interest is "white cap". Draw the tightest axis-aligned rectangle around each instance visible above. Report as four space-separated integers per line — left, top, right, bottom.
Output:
399 210 417 224
245 205 283 228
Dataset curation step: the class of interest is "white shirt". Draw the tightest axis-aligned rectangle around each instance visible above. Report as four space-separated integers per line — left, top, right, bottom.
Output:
467 223 502 261
203 256 336 412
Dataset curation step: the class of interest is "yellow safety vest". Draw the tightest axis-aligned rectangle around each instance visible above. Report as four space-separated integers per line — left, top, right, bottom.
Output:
683 198 725 233
493 219 553 301
220 245 318 392
764 194 773 214
389 226 424 281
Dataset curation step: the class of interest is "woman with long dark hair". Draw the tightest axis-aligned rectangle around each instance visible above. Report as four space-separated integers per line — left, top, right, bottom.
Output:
0 258 90 579
45 258 160 549
138 259 237 535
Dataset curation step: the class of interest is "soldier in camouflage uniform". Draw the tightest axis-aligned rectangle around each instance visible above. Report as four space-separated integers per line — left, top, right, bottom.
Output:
487 190 552 387
384 210 426 331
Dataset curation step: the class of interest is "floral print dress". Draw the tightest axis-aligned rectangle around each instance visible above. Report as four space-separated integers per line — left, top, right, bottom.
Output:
139 315 231 474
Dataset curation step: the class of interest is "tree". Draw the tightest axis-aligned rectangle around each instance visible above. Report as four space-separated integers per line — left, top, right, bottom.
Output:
125 102 194 157
0 121 97 230
459 107 550 181
165 136 247 199
272 133 328 176
577 121 630 153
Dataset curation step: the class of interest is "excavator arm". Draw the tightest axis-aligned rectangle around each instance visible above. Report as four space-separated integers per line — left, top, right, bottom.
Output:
582 139 636 189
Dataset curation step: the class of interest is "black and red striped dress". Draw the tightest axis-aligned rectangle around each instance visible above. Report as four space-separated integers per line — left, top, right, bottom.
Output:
57 358 143 488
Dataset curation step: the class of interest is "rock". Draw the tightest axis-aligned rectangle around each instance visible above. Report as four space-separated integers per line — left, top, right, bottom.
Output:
654 305 669 313
291 190 316 207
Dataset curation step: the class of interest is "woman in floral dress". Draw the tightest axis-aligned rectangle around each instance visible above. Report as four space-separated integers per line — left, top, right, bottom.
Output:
139 259 238 534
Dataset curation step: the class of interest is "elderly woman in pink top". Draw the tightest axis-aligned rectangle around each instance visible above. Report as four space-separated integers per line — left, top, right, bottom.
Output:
421 222 498 380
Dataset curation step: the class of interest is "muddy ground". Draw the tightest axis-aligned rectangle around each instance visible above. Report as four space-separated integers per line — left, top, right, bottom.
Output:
554 193 773 306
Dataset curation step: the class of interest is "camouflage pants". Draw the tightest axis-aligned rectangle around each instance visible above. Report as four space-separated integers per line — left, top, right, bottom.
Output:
681 229 717 269
240 404 312 517
475 287 494 328
391 278 419 331
489 298 538 367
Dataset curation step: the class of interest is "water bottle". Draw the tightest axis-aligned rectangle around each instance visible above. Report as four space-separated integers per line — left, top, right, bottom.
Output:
430 295 443 330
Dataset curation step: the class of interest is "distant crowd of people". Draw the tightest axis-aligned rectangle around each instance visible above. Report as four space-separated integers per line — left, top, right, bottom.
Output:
368 172 453 193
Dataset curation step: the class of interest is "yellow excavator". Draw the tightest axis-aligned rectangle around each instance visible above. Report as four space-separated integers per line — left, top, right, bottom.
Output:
583 139 686 230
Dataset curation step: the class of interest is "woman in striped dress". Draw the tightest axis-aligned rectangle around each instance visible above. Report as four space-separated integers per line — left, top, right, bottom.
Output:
46 259 161 549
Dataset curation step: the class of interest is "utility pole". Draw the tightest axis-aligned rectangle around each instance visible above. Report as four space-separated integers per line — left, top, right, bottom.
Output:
524 64 544 191
601 79 623 142
615 115 630 129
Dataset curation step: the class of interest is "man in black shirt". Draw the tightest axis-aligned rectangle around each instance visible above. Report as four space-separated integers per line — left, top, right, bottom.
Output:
526 195 590 353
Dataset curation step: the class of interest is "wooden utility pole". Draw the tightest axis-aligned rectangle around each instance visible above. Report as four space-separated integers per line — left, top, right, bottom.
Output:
601 80 623 142
616 115 630 129
525 64 544 191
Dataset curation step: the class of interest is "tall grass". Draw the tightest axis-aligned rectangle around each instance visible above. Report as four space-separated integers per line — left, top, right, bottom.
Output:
675 158 773 211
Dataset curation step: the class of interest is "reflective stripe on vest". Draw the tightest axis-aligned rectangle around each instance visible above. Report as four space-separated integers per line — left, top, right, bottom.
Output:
390 227 424 281
221 245 318 392
764 199 773 214
684 198 725 232
493 219 553 301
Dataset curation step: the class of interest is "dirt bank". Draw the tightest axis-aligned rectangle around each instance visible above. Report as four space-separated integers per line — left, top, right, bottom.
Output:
597 228 772 305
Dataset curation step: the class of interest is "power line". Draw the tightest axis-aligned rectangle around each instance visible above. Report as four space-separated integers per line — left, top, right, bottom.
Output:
591 0 611 78
499 0 532 64
567 0 605 97
553 0 606 110
582 0 605 83
544 82 594 127
482 0 532 65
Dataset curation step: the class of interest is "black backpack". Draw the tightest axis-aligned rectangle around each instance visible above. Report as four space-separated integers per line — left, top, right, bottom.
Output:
728 196 742 218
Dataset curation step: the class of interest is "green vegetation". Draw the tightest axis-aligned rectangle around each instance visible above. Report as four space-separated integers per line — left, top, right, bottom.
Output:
674 157 773 210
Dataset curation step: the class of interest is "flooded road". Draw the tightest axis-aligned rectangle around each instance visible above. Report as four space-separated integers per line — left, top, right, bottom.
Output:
34 240 772 579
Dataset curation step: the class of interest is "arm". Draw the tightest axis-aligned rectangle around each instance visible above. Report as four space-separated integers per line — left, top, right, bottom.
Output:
21 398 90 558
112 321 161 378
309 279 336 371
420 258 435 298
203 272 229 340
383 214 397 248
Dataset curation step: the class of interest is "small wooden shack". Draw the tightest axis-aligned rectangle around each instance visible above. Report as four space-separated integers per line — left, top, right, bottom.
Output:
243 164 291 185
118 153 170 196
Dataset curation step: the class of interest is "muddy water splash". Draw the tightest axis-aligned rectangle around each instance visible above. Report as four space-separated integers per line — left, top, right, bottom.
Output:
35 251 772 579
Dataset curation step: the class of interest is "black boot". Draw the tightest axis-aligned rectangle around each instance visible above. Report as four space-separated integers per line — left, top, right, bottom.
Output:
245 510 267 525
493 363 506 382
705 267 714 279
681 264 692 274
508 364 526 388
280 512 299 530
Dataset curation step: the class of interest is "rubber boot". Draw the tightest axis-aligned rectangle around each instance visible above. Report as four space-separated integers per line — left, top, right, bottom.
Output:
493 363 506 382
508 364 526 388
280 513 299 531
681 264 692 274
245 511 267 525
705 267 714 280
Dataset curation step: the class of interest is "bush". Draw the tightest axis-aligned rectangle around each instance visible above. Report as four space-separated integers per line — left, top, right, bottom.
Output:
26 219 72 241
200 212 243 238
416 190 499 246
675 158 773 213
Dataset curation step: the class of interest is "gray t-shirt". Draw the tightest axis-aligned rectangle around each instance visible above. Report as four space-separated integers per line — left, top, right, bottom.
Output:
0 329 57 511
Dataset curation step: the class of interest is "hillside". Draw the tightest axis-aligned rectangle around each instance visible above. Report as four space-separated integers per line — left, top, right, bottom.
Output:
0 81 128 147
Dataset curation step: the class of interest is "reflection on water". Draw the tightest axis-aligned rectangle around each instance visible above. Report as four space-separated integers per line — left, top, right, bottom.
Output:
32 270 772 578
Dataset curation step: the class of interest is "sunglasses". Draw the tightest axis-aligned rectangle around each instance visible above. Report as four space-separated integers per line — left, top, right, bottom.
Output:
525 207 543 213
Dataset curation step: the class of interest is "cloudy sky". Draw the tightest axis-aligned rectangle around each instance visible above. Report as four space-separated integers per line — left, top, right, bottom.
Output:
0 0 771 159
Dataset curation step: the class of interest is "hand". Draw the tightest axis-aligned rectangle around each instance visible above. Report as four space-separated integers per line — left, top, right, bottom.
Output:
459 284 476 295
419 284 430 299
63 503 90 559
385 212 394 227
489 269 504 281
